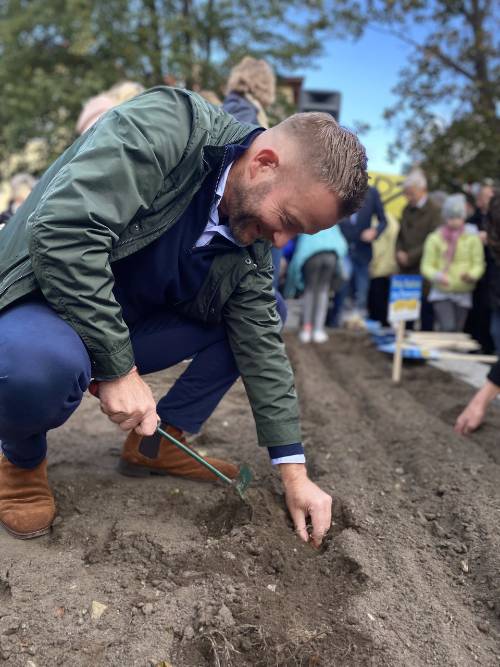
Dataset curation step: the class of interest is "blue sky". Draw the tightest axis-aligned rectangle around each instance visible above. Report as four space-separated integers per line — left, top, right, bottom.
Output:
299 29 414 174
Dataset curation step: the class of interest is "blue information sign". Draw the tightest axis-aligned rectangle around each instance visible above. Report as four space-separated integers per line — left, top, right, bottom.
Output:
388 275 423 323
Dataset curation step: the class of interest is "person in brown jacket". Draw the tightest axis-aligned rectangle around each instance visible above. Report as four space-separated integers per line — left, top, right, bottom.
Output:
396 169 442 329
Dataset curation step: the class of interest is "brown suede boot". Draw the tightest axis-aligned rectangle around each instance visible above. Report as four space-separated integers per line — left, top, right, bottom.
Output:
118 423 238 482
0 454 56 539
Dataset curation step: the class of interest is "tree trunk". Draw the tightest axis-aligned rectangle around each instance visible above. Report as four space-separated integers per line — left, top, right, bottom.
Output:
182 0 194 89
143 0 163 85
468 0 496 118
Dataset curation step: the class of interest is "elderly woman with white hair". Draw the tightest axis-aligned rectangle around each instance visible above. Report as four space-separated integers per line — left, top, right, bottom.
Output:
421 193 485 332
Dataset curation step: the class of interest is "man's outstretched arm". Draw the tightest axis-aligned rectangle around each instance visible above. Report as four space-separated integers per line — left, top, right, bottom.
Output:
223 256 333 546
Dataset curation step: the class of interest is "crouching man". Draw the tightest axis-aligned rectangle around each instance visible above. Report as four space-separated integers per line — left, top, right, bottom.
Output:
0 86 368 544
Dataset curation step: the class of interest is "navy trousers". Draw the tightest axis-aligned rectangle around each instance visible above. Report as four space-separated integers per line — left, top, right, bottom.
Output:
0 300 240 469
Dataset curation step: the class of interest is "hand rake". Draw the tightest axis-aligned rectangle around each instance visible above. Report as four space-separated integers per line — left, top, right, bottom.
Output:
156 425 252 500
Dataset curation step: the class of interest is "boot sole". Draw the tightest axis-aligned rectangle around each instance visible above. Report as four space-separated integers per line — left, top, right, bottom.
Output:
117 459 229 482
118 459 172 478
0 519 52 540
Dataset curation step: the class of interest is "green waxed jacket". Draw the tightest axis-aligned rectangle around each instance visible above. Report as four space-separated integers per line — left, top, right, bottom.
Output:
0 86 301 447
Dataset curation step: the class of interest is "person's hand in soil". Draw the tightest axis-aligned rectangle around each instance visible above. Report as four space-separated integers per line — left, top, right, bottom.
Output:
279 463 332 548
454 380 500 435
90 366 159 436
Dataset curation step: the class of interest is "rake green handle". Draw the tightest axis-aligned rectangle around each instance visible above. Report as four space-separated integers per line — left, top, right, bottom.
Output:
156 425 233 485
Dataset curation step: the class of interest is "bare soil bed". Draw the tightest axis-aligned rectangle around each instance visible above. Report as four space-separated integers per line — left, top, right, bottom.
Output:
1 331 500 666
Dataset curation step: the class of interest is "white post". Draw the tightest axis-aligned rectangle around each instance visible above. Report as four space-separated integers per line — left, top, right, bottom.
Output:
392 320 405 383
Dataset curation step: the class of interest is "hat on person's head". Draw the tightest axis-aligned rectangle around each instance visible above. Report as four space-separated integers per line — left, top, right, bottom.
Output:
442 193 466 220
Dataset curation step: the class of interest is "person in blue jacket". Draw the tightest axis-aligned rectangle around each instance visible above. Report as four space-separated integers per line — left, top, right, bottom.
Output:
338 185 387 319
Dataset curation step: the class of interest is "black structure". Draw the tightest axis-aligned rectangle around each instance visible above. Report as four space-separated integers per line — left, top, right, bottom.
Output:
299 89 341 121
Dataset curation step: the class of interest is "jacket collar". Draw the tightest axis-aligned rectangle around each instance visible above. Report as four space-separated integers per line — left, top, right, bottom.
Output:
202 128 264 172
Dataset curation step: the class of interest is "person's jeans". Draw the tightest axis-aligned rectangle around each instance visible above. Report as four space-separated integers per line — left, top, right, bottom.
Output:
349 258 370 314
0 300 241 469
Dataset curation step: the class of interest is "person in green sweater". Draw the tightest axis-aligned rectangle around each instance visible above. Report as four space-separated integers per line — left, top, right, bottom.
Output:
421 194 485 332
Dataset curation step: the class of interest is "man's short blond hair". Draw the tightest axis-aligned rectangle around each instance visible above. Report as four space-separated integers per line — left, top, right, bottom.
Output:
277 112 368 218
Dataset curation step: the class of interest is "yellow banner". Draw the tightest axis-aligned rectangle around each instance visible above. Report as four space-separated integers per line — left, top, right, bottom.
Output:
369 171 406 220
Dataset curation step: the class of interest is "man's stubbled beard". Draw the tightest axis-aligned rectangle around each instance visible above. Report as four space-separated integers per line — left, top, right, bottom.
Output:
227 180 274 245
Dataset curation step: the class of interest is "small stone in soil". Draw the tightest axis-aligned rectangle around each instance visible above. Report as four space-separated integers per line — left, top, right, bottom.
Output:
239 637 252 652
0 616 20 636
432 521 446 538
90 601 108 620
477 621 489 634
217 604 235 628
415 511 427 525
247 544 262 556
142 603 154 615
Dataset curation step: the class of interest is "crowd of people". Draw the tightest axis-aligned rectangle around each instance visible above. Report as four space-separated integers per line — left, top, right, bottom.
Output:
273 170 497 352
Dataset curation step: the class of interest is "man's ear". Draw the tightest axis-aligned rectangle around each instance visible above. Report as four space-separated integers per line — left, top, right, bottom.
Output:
249 148 280 179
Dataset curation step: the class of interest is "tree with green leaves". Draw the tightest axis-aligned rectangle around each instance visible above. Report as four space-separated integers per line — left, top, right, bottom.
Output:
333 0 499 186
0 0 328 174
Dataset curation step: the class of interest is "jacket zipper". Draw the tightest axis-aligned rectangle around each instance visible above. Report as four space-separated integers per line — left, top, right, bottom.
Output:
0 259 32 295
